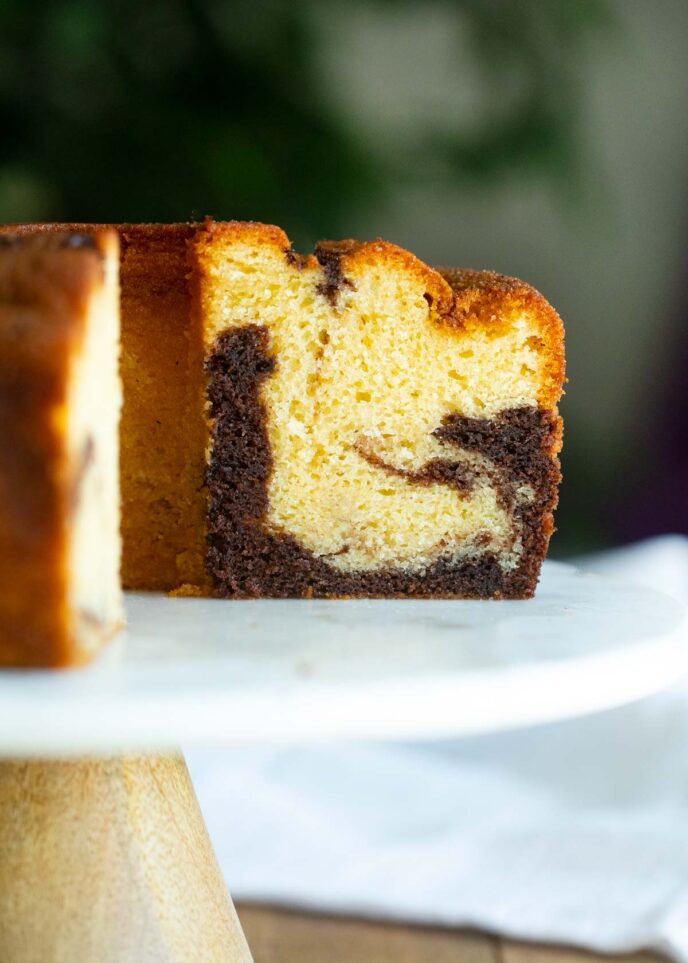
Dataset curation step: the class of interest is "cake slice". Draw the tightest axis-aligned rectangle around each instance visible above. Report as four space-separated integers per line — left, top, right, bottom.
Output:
3 221 564 602
194 222 564 598
0 232 122 666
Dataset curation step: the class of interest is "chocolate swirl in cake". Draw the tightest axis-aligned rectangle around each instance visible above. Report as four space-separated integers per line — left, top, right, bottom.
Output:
204 326 560 599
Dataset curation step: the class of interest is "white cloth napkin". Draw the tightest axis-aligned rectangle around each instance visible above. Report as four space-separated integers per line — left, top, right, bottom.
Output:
187 535 688 961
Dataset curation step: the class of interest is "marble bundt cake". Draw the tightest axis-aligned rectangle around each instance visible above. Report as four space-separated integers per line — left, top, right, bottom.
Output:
0 231 121 666
1 220 564 637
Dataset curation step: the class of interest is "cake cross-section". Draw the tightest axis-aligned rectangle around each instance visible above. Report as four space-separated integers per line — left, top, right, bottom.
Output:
0 232 122 666
193 222 564 598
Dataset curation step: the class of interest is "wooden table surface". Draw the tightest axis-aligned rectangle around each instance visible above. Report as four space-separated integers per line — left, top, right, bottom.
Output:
237 905 665 963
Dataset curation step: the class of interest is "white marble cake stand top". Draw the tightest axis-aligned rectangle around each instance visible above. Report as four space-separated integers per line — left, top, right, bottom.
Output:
0 561 685 756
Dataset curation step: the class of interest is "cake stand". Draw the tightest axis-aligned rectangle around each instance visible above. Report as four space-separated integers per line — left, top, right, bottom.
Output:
0 560 685 962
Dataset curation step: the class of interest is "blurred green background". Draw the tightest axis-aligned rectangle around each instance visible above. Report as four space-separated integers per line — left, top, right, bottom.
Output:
2 0 686 554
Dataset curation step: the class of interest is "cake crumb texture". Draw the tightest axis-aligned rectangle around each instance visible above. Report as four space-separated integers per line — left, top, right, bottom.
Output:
195 221 564 597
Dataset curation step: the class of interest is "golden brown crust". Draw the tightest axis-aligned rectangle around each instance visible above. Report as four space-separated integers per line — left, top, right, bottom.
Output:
0 232 114 666
116 225 207 591
3 223 196 243
195 217 290 253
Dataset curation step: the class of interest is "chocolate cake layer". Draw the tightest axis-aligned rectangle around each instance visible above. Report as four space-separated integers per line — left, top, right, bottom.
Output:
205 326 560 599
313 240 358 304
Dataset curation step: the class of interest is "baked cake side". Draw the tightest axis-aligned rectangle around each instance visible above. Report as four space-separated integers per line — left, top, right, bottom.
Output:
1 223 209 592
193 221 564 598
0 232 122 666
115 225 208 592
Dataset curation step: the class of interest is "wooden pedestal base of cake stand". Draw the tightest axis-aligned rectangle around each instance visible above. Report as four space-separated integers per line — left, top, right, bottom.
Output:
0 563 684 962
0 753 253 963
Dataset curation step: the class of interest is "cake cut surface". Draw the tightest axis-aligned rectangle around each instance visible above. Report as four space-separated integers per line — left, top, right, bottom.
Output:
194 222 564 598
0 232 122 666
